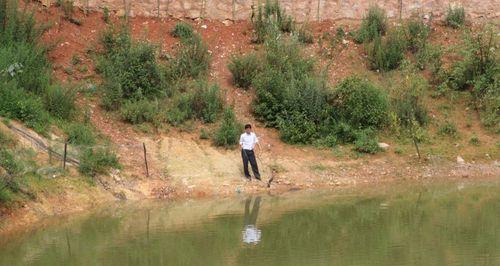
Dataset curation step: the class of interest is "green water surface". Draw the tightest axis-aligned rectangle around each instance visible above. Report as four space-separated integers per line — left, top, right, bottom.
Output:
0 181 499 266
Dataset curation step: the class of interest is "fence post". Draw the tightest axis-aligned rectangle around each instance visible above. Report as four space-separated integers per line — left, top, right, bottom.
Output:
317 0 321 21
143 142 149 177
63 142 67 170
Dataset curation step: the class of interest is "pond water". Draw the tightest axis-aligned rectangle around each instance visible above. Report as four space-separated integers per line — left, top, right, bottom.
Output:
0 181 499 266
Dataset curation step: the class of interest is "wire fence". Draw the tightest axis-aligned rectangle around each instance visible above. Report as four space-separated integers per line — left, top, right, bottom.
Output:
6 123 152 177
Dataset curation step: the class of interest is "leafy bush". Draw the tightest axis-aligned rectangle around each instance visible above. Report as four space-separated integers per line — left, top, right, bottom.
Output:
167 34 210 80
97 27 164 102
65 122 96 146
120 99 161 124
78 147 119 177
354 5 387 43
404 16 430 53
0 43 51 95
43 85 76 120
192 82 223 123
331 76 389 129
213 107 240 147
166 93 194 126
199 128 209 139
353 130 382 154
251 0 294 43
367 29 407 71
228 53 261 89
416 43 443 76
278 112 318 144
445 6 465 29
392 66 429 129
0 81 50 133
171 22 194 40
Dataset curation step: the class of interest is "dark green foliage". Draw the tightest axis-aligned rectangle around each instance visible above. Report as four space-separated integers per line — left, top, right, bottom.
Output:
43 85 76 120
251 0 294 43
445 6 465 29
354 130 382 154
166 34 211 81
228 53 261 89
0 81 50 133
192 83 223 123
171 22 194 40
368 30 407 71
120 99 161 124
331 77 389 129
354 5 387 43
65 123 96 146
213 107 240 147
97 27 164 102
278 112 318 144
167 93 194 126
78 147 120 177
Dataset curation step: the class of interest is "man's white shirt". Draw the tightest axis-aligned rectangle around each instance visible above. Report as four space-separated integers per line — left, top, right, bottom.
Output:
240 132 258 150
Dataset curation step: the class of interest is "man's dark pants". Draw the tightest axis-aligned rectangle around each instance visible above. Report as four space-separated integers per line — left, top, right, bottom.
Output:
242 149 260 180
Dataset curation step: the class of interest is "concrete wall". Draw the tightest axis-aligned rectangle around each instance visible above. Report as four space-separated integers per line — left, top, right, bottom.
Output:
45 0 500 21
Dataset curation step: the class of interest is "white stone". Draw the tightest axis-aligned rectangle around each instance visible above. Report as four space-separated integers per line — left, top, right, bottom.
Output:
378 143 390 150
456 156 465 164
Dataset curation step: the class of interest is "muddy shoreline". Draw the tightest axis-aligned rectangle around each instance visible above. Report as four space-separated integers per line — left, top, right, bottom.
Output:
1 159 498 239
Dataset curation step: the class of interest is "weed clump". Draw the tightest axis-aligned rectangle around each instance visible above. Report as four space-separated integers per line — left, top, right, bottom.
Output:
367 29 407 71
171 22 194 40
354 5 387 44
445 6 465 29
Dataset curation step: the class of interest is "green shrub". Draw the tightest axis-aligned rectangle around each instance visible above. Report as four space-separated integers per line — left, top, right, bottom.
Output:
192 83 223 123
354 5 387 43
167 34 210 80
392 67 429 129
297 25 314 44
251 0 294 43
199 128 209 139
103 7 110 23
120 99 161 124
0 149 23 176
416 43 443 76
78 147 119 177
213 107 240 147
278 112 318 144
353 130 382 154
438 121 458 137
0 43 51 95
171 22 194 40
0 81 50 133
367 29 406 71
331 76 389 129
43 85 76 120
97 27 164 102
333 122 358 144
228 53 261 89
65 122 96 146
469 134 480 146
405 17 430 53
445 6 465 29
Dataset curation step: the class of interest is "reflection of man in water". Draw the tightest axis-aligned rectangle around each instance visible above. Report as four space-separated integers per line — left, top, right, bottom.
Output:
242 196 262 245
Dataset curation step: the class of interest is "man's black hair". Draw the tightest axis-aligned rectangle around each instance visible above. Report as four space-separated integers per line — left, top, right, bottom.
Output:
245 124 252 129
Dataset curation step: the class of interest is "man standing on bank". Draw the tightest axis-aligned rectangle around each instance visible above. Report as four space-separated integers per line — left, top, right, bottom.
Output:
240 124 261 181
